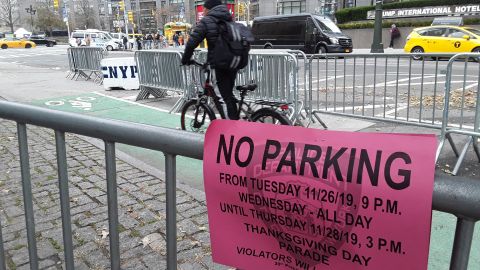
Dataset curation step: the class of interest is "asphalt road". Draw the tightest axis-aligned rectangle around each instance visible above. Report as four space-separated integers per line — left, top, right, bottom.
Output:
0 45 132 70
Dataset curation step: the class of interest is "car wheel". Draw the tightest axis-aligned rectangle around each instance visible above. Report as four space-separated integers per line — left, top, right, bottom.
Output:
25 44 32 49
46 42 53 47
317 45 327 54
411 46 424 60
1 44 7 49
471 47 480 62
106 45 113 51
264 44 272 49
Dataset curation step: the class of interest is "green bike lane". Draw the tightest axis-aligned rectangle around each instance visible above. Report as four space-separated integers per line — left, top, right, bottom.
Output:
30 92 479 269
31 92 205 191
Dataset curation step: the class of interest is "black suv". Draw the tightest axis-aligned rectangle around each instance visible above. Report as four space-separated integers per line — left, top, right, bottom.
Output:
251 13 353 54
29 36 57 47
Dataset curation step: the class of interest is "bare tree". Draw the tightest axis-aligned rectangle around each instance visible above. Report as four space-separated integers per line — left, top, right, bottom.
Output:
157 5 178 27
0 0 18 33
36 8 64 36
75 0 97 29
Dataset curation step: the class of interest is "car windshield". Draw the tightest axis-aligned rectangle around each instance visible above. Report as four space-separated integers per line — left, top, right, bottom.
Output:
103 32 114 39
314 16 342 33
465 28 480 36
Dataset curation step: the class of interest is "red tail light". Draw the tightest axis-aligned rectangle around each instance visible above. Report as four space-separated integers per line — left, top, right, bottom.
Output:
280 104 289 111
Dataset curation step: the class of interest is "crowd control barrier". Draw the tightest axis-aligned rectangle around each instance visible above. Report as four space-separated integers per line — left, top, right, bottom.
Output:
192 50 302 122
0 101 479 269
437 53 480 175
305 53 480 171
305 53 460 129
67 47 107 83
134 50 189 112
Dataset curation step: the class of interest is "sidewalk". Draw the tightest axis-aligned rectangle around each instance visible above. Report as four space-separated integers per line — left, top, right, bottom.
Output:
0 119 227 270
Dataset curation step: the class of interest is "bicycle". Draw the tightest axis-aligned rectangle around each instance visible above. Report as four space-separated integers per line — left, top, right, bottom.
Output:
180 60 292 132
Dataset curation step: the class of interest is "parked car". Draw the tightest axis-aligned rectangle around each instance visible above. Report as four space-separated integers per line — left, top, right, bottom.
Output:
69 30 121 51
31 32 46 38
29 36 57 47
404 25 480 59
251 13 353 54
0 37 36 49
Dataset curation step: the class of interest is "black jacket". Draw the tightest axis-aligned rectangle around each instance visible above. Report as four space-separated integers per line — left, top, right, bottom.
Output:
182 5 232 64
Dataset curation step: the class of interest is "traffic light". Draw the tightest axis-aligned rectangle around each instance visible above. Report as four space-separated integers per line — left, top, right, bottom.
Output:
119 1 125 11
128 11 134 23
53 0 59 10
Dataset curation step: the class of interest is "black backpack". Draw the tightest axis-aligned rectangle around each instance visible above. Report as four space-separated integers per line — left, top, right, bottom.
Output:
212 20 254 70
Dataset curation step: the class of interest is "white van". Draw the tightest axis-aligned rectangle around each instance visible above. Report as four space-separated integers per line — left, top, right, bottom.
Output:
69 30 121 51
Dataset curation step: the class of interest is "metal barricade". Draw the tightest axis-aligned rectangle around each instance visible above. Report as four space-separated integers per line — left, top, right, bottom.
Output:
134 50 189 112
0 101 479 270
437 53 480 175
68 47 107 83
193 50 301 121
66 48 76 79
306 53 459 129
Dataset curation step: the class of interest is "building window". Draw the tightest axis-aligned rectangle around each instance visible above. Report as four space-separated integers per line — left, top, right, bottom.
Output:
169 0 184 3
277 0 306 15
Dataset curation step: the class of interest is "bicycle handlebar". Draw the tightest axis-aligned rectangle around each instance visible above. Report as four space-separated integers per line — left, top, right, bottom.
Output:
181 59 207 69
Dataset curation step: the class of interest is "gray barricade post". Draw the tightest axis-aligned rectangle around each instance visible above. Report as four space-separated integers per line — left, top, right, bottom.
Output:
68 47 107 83
134 50 189 112
0 101 479 270
66 48 76 79
437 53 480 175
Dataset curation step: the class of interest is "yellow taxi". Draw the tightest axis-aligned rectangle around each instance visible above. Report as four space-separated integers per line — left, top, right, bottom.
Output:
0 37 36 49
404 26 480 57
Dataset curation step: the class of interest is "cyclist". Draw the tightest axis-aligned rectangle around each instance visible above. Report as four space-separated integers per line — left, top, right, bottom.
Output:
181 0 239 120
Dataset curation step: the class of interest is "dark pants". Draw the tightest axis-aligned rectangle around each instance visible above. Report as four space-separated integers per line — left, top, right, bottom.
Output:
215 68 238 120
389 36 396 48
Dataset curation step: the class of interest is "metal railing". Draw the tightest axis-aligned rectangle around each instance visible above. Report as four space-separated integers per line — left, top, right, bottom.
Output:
67 47 107 83
0 101 479 269
193 50 302 121
134 50 189 112
437 53 480 175
133 50 303 118
0 100 202 270
305 53 461 129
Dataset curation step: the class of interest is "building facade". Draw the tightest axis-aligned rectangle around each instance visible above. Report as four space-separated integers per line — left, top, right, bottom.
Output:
257 0 373 18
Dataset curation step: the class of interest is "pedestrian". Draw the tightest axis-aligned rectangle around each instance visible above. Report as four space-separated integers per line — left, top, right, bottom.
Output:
160 34 167 48
136 35 142 50
122 35 128 50
84 35 92 47
154 33 160 49
179 34 184 46
173 33 179 47
147 33 153 49
389 24 400 48
181 0 240 120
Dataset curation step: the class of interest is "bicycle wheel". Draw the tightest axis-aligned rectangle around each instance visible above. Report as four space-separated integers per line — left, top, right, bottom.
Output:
180 99 216 133
250 108 292 125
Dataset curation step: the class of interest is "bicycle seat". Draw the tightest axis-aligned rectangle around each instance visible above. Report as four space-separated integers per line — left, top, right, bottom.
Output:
236 84 257 92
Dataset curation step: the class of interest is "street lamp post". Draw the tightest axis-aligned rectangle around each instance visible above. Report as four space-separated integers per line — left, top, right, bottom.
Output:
25 5 37 33
370 0 384 53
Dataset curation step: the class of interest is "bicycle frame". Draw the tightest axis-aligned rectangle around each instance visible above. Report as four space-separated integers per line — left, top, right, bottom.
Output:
188 60 290 123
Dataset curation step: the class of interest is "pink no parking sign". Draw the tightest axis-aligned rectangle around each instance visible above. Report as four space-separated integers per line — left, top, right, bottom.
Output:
203 120 436 270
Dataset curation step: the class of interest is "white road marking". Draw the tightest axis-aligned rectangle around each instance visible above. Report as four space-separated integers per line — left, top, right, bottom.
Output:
93 91 171 113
